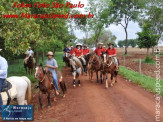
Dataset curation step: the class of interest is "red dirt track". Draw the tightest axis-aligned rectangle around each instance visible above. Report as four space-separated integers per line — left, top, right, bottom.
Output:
32 67 163 122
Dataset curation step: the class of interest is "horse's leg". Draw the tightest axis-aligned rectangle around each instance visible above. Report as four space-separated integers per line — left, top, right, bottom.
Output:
105 73 108 88
96 71 99 83
73 72 76 87
91 71 93 81
47 92 51 108
110 72 115 87
39 91 43 109
78 75 81 87
114 71 118 83
100 72 103 84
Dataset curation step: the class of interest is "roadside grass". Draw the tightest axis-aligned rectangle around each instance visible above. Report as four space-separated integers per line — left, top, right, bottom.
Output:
132 58 155 65
8 52 65 83
119 66 163 96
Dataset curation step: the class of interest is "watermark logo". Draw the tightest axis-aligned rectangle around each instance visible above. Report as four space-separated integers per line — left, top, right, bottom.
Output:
154 46 161 121
2 105 33 121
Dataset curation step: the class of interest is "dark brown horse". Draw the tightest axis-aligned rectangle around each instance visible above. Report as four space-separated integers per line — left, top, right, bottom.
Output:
34 64 67 108
24 56 35 75
101 53 119 88
88 53 103 83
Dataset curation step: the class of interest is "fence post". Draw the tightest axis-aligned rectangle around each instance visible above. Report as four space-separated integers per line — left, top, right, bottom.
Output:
139 58 141 74
123 56 125 66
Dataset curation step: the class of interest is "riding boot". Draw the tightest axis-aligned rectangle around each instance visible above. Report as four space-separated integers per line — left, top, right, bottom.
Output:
78 80 80 86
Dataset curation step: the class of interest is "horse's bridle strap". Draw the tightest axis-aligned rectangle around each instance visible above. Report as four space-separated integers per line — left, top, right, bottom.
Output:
105 61 112 67
40 75 46 82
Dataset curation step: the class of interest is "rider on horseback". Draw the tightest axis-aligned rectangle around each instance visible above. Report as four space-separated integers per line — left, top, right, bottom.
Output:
69 46 75 56
94 42 105 56
106 43 119 71
83 45 90 56
74 43 87 73
24 47 35 64
0 49 8 117
46 51 59 95
63 45 70 61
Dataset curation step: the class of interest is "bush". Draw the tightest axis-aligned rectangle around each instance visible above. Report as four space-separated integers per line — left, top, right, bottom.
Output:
143 56 155 64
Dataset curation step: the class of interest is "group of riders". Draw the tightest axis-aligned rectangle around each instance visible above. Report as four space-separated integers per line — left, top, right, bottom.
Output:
0 42 119 116
63 42 119 72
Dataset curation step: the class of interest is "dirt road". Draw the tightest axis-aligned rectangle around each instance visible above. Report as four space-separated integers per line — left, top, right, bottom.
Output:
33 67 163 122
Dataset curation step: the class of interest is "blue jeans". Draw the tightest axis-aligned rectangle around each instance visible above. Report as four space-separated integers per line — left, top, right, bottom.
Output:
0 78 4 116
52 71 59 91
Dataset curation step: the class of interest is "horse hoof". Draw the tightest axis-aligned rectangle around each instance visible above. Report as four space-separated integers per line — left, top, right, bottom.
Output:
78 84 81 87
106 86 108 89
73 85 76 87
111 84 113 87
48 106 50 108
63 94 66 98
115 81 117 83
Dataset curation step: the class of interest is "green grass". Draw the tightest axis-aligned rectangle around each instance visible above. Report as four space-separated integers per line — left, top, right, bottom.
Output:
119 66 163 96
132 58 155 65
8 52 65 83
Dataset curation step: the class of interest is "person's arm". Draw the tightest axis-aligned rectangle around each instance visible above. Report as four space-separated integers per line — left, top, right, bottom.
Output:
0 58 8 76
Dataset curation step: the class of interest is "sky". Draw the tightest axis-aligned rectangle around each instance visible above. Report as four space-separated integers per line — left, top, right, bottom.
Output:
69 0 163 45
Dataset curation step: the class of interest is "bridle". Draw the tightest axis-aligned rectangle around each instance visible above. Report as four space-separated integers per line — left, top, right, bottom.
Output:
35 67 46 82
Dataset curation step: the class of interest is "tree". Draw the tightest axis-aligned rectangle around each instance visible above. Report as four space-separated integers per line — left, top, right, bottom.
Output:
0 0 73 64
86 29 116 47
128 39 138 47
137 23 159 56
87 0 109 46
118 40 125 48
106 0 144 54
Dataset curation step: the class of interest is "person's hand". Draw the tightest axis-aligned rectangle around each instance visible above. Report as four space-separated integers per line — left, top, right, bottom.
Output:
46 64 51 68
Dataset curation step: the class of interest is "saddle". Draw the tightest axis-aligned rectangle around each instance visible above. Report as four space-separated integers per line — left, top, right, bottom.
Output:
1 79 12 105
1 79 12 92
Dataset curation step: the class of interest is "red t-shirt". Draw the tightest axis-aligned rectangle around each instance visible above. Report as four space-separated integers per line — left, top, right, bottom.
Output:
74 48 83 57
83 49 90 55
94 47 105 56
106 48 117 55
69 50 75 55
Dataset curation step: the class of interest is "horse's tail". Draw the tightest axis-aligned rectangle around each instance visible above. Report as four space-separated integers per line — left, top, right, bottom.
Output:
21 76 31 104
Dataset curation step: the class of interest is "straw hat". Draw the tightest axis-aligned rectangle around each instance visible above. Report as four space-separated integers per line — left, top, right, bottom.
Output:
97 42 103 45
47 51 54 56
76 43 82 46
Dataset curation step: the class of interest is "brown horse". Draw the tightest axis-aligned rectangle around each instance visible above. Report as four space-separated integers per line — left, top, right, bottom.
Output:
35 64 67 108
35 64 53 108
88 53 103 83
101 53 119 88
24 56 35 75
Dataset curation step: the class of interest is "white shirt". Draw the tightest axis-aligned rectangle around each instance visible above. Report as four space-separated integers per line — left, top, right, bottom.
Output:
0 55 8 79
27 50 34 56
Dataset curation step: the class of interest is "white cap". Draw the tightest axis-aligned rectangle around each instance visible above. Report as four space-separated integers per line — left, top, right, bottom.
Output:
0 49 2 51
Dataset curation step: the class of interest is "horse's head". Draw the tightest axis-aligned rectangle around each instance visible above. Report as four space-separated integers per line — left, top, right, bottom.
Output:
89 53 97 64
101 52 107 63
34 64 45 79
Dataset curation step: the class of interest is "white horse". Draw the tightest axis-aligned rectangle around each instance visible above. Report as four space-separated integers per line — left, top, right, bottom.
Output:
1 76 31 105
69 56 83 87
